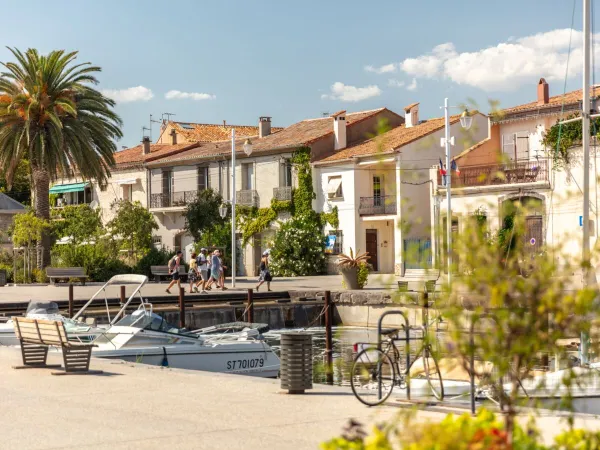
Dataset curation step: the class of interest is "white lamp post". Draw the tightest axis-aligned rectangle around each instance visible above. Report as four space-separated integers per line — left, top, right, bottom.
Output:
230 132 253 288
219 204 228 219
441 100 472 286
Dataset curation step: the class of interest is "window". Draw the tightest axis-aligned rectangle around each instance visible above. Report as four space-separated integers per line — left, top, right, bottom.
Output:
283 159 293 187
326 230 343 254
327 176 343 199
502 132 529 161
152 235 162 248
162 170 172 195
99 182 107 192
242 163 254 190
198 166 209 191
122 184 132 202
373 175 382 207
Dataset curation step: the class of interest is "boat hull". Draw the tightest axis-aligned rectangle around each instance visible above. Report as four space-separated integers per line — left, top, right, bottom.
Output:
93 344 280 378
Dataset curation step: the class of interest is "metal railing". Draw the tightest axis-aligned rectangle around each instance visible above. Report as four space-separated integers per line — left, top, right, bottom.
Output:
150 190 199 208
439 159 549 188
237 190 259 207
358 195 397 216
273 186 293 201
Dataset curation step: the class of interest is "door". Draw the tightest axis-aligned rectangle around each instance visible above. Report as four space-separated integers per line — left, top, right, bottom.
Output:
372 176 382 208
365 229 378 271
525 215 543 252
162 170 172 207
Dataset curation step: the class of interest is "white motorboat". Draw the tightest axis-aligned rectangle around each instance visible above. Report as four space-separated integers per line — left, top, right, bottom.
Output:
0 301 102 346
92 306 280 377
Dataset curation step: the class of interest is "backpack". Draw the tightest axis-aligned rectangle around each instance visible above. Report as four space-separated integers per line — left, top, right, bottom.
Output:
168 257 177 272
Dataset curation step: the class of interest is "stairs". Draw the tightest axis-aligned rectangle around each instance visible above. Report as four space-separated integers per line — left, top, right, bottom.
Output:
401 268 440 281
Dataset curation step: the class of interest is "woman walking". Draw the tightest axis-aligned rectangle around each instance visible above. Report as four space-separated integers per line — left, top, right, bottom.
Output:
209 250 224 290
188 252 199 293
256 252 272 292
166 250 183 294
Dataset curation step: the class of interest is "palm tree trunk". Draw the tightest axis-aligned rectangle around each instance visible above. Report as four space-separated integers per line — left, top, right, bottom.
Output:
32 168 51 269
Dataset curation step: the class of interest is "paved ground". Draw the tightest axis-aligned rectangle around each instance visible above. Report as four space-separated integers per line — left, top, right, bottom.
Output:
0 347 598 449
0 274 401 304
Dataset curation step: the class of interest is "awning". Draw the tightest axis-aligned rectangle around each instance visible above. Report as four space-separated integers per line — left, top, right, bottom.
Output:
327 177 342 195
116 178 138 185
49 182 89 194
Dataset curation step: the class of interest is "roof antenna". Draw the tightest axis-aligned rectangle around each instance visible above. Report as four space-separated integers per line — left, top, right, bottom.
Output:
162 112 176 123
322 112 329 118
142 126 150 140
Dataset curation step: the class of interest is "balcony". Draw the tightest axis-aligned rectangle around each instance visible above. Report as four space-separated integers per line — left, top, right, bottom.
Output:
273 186 293 201
359 195 397 216
439 159 549 188
237 190 259 207
150 190 199 209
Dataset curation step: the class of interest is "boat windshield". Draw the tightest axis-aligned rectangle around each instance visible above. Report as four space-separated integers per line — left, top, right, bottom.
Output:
115 311 197 337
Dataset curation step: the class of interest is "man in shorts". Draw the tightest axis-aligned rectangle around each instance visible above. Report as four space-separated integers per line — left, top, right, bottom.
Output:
195 248 210 293
165 250 183 294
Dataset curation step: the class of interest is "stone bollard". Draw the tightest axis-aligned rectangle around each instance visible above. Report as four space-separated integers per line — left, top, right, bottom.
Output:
280 333 313 394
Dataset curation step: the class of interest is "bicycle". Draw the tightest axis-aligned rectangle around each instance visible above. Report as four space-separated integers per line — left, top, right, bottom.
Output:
350 310 444 406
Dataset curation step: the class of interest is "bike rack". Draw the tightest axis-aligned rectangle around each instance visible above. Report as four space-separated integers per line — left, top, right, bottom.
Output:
377 310 411 400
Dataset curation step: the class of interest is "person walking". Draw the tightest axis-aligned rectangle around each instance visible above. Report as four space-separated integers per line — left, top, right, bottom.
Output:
209 250 223 290
166 250 183 294
195 248 209 293
256 252 272 292
219 254 227 291
188 252 199 293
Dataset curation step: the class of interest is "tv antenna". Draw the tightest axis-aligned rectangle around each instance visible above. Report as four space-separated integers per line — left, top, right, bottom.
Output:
322 112 329 118
149 114 163 142
162 112 176 123
142 126 150 140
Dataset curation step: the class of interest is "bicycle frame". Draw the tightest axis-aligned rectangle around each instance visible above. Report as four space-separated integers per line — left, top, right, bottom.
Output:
377 311 411 399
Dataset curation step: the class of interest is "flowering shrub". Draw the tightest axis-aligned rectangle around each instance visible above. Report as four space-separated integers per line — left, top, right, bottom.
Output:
269 213 325 276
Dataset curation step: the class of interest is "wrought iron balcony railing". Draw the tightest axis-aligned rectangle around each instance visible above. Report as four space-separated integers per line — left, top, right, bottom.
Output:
359 195 397 216
273 186 293 201
237 190 259 207
150 190 199 209
438 159 549 188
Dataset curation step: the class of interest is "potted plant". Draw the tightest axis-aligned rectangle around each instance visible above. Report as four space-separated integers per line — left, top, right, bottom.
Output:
337 248 370 290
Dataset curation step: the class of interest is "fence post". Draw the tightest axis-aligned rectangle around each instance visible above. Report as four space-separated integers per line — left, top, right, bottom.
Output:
120 285 126 304
324 290 334 385
179 287 185 329
68 284 74 319
247 289 254 323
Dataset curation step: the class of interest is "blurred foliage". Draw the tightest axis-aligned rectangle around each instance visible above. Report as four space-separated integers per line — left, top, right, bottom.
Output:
184 188 225 241
107 200 158 262
51 205 103 244
542 114 600 170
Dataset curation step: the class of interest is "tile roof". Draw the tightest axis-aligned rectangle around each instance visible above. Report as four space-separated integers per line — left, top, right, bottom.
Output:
114 142 199 167
500 85 600 117
314 115 463 164
151 108 390 165
166 122 284 143
0 192 25 211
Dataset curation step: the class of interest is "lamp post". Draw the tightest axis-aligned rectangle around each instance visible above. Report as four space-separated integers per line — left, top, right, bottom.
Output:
230 129 253 288
441 99 472 286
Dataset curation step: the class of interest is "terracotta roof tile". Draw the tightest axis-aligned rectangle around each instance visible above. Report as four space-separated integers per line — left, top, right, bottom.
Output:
500 85 600 117
152 108 390 165
168 122 284 142
314 115 462 164
114 142 199 167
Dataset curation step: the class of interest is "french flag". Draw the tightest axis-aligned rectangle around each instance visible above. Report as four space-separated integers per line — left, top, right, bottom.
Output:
451 159 460 175
439 157 446 175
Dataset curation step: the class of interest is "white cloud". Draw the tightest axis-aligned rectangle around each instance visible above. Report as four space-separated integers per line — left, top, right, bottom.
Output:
365 63 396 74
388 79 405 87
165 90 216 100
406 78 418 91
393 29 597 92
321 82 381 102
101 86 153 103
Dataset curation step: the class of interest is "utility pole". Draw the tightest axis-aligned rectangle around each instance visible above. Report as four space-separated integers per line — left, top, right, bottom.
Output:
231 129 237 288
444 98 452 286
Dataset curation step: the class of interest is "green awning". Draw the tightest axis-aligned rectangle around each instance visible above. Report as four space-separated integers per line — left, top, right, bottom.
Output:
49 182 88 194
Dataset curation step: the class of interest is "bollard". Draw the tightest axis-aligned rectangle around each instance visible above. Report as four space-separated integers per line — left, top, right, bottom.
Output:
280 333 313 394
246 288 254 323
68 284 74 318
120 285 126 304
178 287 185 329
324 290 333 385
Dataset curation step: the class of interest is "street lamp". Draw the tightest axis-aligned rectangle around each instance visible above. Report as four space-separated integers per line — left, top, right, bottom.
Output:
441 99 472 286
219 203 228 219
243 139 253 156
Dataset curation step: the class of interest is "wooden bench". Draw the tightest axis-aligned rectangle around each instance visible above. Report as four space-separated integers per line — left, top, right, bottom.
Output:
46 267 89 285
12 317 102 375
150 265 187 282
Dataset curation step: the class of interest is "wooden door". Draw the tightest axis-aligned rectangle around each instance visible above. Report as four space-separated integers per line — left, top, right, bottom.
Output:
366 229 378 271
525 215 543 252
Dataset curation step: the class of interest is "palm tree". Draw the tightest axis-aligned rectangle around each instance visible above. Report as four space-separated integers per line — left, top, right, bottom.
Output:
0 48 122 267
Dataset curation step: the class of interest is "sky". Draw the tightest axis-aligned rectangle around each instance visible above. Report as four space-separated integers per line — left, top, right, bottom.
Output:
0 0 597 148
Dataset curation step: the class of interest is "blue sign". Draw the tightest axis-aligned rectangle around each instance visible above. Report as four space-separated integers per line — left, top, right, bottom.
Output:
580 215 583 227
325 235 336 253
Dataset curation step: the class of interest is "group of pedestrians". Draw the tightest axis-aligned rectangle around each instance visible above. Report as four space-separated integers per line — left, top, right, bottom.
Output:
165 248 228 294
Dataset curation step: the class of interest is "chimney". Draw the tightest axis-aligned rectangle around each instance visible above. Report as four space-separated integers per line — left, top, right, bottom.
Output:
537 78 549 105
223 120 226 126
331 110 347 150
170 129 177 145
404 103 420 128
142 136 151 155
259 116 272 138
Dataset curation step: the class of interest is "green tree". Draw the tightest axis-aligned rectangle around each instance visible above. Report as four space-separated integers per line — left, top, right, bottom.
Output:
0 48 123 268
107 200 157 262
52 204 103 244
0 159 30 205
11 211 50 248
184 189 225 241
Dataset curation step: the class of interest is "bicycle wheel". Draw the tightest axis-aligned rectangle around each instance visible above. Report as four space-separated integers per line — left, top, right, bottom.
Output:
422 346 444 400
350 347 395 406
